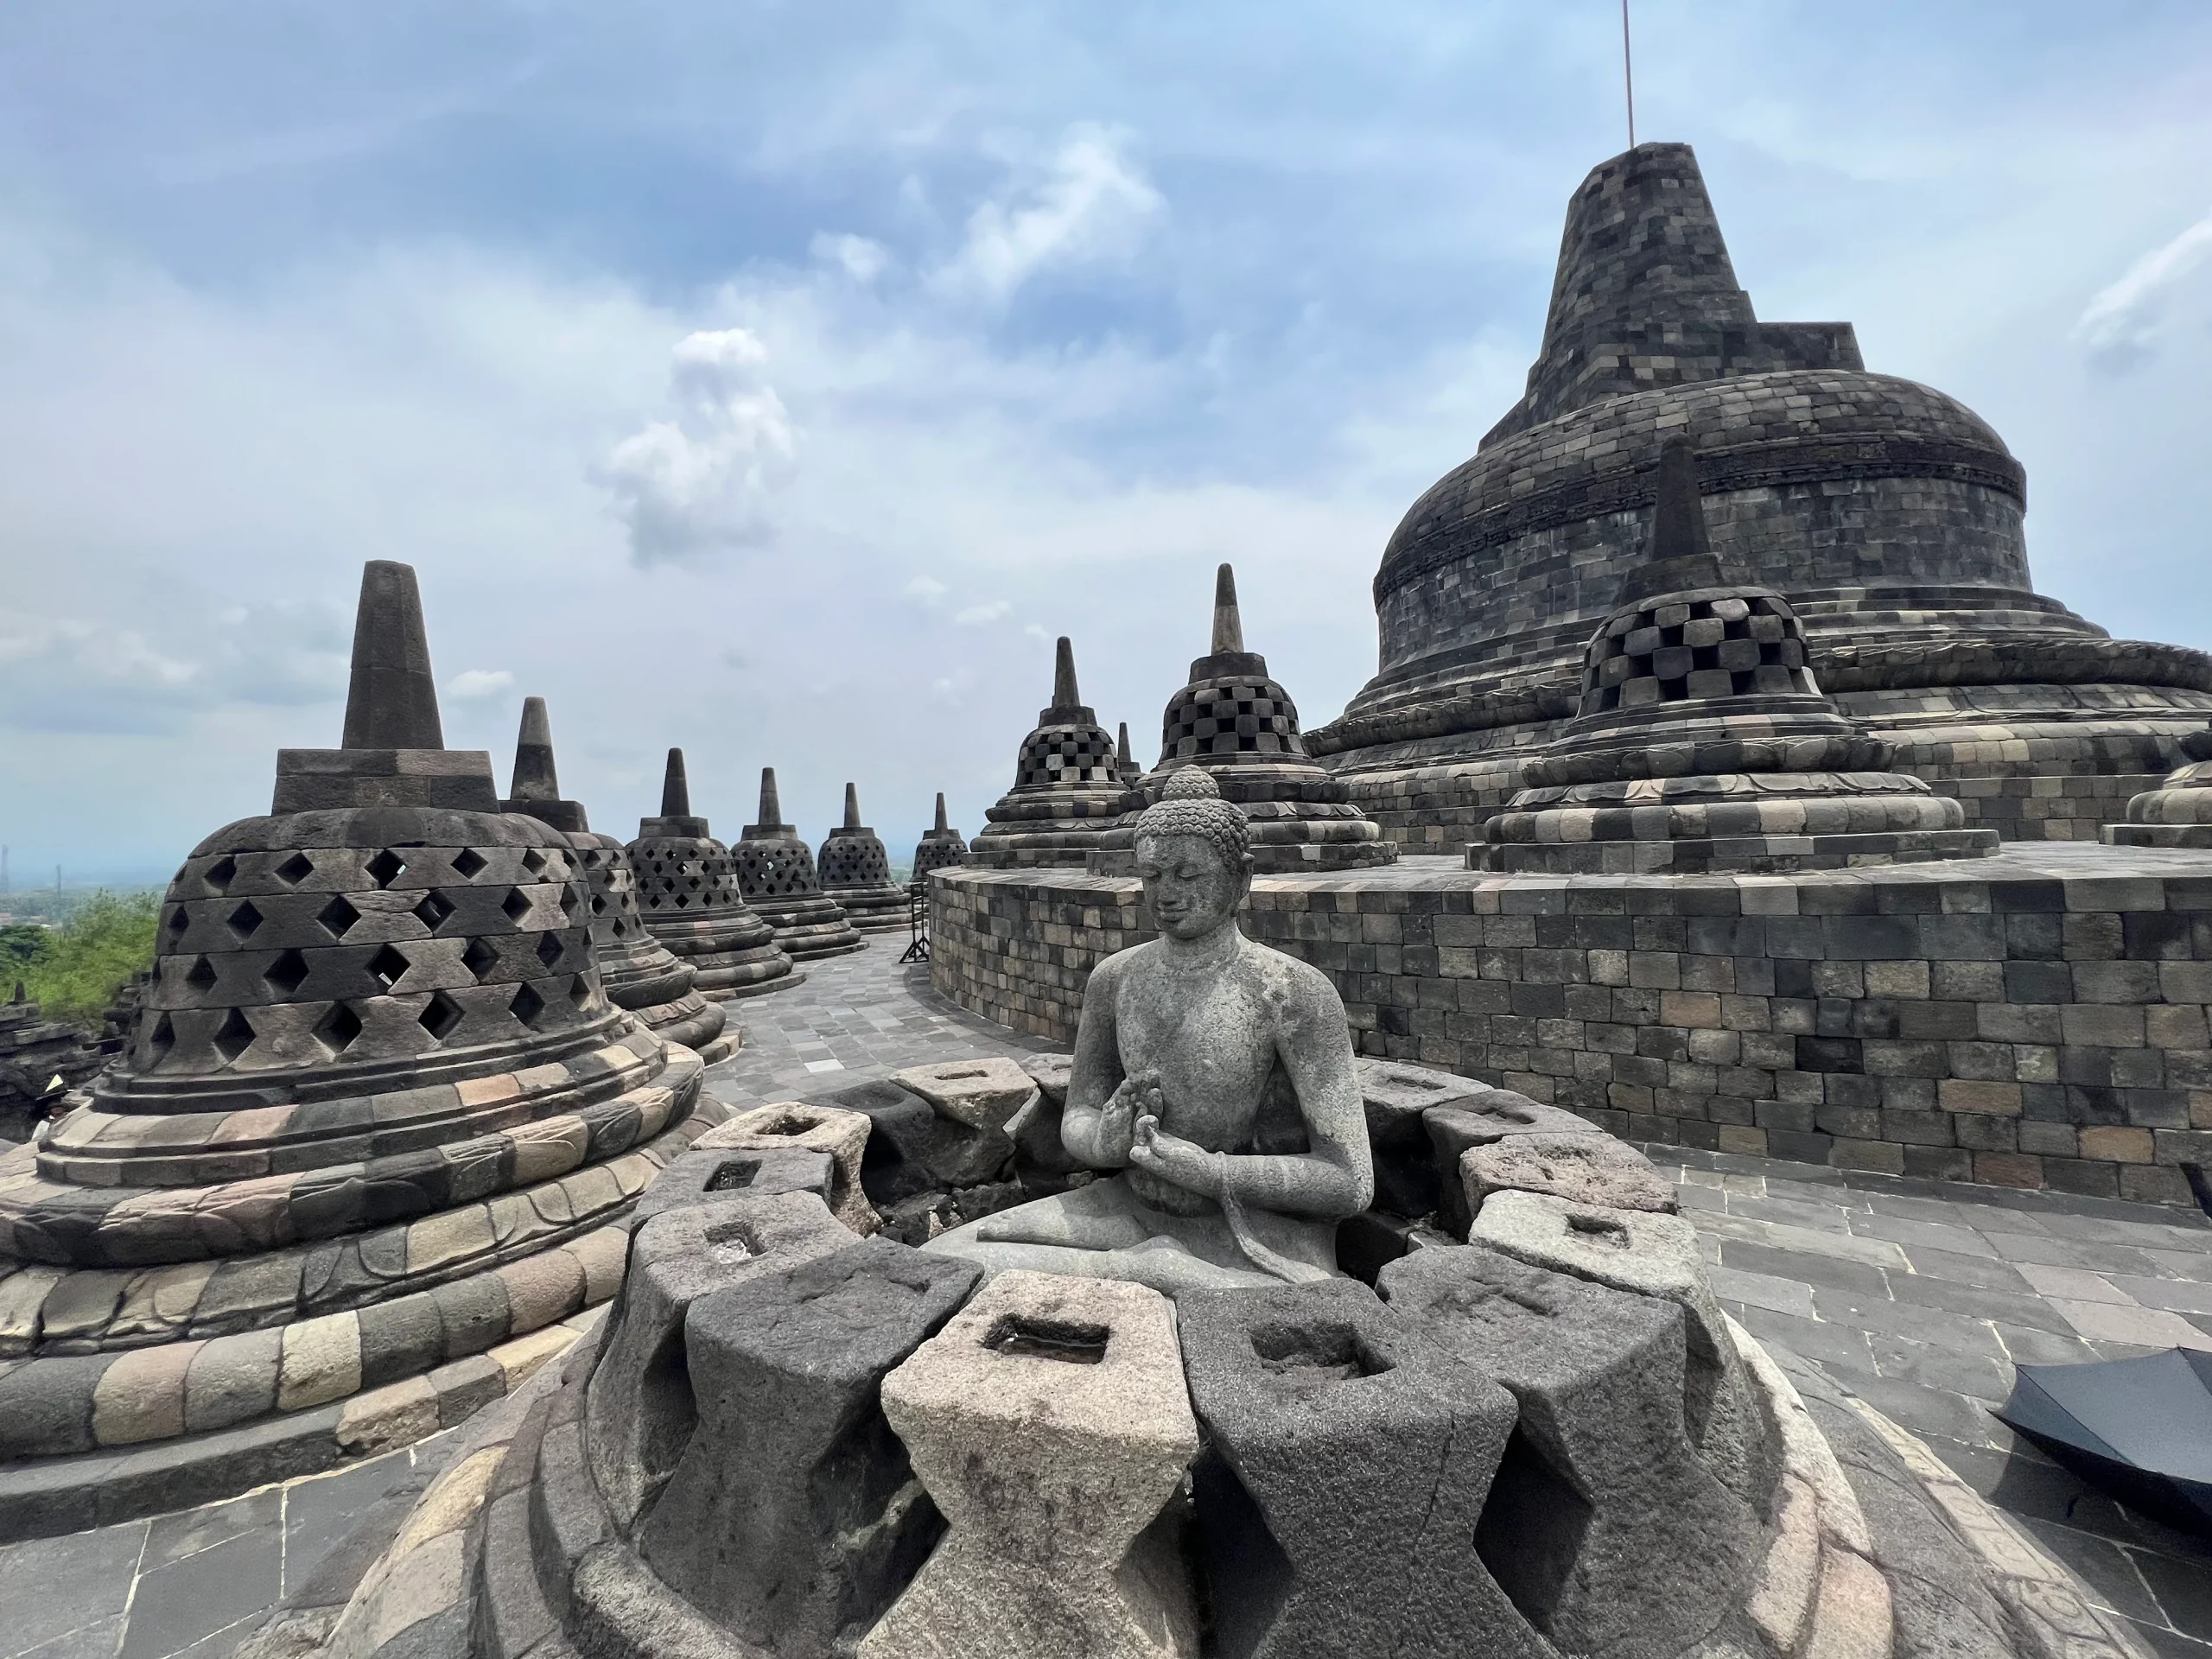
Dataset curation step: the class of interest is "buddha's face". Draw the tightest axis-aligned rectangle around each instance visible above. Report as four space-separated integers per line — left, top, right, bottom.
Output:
1135 831 1251 941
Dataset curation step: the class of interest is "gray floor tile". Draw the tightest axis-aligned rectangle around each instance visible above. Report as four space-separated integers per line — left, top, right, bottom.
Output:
117 1532 280 1659
0 1523 146 1656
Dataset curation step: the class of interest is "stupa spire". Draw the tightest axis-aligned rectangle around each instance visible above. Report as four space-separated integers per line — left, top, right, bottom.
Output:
1211 563 1245 655
758 767 785 829
509 697 560 804
660 749 691 817
933 792 950 833
1052 637 1080 709
340 561 444 750
843 782 863 832
1619 435 1725 602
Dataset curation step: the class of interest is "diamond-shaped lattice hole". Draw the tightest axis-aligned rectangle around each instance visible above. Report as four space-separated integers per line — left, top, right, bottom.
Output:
452 848 488 880
610 918 626 938
536 932 564 969
146 1012 176 1062
509 982 545 1028
226 902 264 941
212 1007 256 1064
365 849 407 888
418 991 464 1042
502 887 533 925
317 894 361 939
523 849 547 875
462 938 499 982
590 893 607 915
275 852 315 887
413 891 454 932
315 1001 363 1055
184 955 219 992
264 949 309 996
368 944 410 993
673 893 690 910
165 906 189 938
205 855 238 893
569 974 593 1007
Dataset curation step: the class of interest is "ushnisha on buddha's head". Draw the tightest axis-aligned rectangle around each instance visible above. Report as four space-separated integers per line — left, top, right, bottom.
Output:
1134 767 1252 942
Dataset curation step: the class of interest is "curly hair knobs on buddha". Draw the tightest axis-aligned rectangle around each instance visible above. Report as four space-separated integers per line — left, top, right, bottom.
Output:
1135 766 1249 864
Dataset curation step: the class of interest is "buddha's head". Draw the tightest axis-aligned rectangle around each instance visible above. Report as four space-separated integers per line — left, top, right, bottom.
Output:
1135 767 1252 942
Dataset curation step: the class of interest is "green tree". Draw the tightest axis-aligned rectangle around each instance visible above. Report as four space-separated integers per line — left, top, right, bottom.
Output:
17 891 158 1028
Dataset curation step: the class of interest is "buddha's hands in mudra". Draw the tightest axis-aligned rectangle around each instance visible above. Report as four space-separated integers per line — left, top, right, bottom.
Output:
1130 1112 1223 1198
1092 1071 1164 1164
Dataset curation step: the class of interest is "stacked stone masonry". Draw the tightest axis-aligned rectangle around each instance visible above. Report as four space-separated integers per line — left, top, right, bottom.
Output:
931 846 2212 1208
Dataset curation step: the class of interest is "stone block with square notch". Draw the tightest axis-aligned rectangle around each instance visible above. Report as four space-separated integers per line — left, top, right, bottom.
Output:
890 1056 1041 1134
1460 1133 1677 1221
695 1102 875 1234
1355 1058 1493 1218
1174 1276 1548 1659
1426 1095 1601 1236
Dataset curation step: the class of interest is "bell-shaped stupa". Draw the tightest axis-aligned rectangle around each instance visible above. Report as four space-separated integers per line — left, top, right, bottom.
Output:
911 792 969 880
815 784 908 933
0 562 721 1513
1476 439 2000 873
1094 564 1396 873
967 637 1126 868
501 699 734 1064
628 750 800 1001
735 770 866 959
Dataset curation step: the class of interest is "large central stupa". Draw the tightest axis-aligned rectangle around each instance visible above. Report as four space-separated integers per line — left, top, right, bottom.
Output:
1307 143 2212 849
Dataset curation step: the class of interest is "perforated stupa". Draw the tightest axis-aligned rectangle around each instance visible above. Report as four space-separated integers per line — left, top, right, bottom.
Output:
627 749 799 1001
967 637 1127 868
816 784 908 933
735 769 866 960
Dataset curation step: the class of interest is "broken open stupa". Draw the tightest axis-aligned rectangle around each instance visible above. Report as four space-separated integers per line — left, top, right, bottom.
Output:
627 749 800 1001
499 698 735 1064
0 562 723 1530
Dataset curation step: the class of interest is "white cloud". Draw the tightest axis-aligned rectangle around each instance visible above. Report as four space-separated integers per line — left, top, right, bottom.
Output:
2075 208 2212 369
931 124 1164 302
1023 622 1050 641
953 601 1014 626
599 327 797 566
810 232 890 283
904 575 949 601
447 668 514 699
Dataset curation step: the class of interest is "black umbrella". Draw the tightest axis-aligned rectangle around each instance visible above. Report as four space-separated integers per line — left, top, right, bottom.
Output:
1995 1348 2212 1536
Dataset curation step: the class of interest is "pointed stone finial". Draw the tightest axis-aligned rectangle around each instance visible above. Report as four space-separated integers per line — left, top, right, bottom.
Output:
509 697 560 804
10 981 23 1005
843 782 862 831
660 749 691 817
1211 563 1245 655
758 767 784 829
1118 722 1135 766
933 792 950 834
340 561 445 751
1052 637 1080 709
1619 435 1726 603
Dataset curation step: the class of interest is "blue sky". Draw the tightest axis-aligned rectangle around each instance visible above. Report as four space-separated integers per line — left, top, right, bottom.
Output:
2 1 2209 880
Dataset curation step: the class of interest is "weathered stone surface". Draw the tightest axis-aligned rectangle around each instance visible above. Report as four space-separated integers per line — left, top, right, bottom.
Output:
735 769 867 962
859 1269 1200 1659
1378 1244 1764 1659
1355 1058 1490 1217
1175 1276 1546 1659
629 1145 834 1229
583 1190 850 1530
1468 1192 1760 1498
817 785 910 934
966 639 1131 870
805 1077 1014 1201
694 1102 874 1234
1460 1133 1677 1220
1426 1095 1600 1236
890 1057 1039 1134
628 748 800 1002
639 1239 982 1653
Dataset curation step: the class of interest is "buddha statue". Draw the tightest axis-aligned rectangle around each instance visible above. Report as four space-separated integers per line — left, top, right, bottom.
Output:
925 768 1372 1290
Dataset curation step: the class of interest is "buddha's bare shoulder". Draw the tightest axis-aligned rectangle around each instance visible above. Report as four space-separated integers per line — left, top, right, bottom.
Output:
1240 938 1344 1010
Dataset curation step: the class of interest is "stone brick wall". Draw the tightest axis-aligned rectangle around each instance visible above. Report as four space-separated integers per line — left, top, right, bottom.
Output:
931 850 2212 1207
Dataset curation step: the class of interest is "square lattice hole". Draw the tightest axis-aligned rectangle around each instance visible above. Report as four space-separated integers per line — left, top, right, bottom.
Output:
368 944 410 993
315 1001 363 1055
365 849 407 888
212 1007 256 1064
264 950 310 996
535 933 564 969
413 891 454 931
418 991 464 1042
452 848 488 880
462 937 499 981
226 902 264 941
509 982 545 1027
317 894 361 939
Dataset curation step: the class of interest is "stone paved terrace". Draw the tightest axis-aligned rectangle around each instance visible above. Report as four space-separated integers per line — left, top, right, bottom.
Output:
3 942 2208 1658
